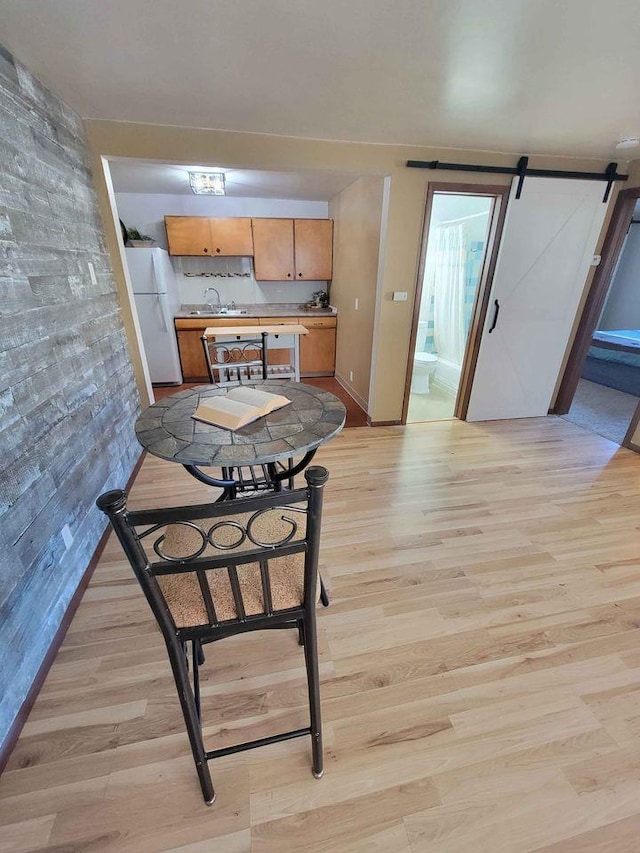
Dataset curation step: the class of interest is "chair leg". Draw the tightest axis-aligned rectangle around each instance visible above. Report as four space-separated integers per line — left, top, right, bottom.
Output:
166 638 215 805
192 640 202 722
297 619 305 646
302 612 323 779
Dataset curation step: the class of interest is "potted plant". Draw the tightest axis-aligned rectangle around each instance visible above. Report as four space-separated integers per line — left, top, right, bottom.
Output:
126 226 155 247
311 290 329 308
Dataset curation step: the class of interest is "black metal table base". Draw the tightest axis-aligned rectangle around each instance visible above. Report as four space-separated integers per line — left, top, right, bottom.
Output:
183 449 317 500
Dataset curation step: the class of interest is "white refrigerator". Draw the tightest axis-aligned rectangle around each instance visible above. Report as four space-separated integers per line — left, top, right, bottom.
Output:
126 248 183 384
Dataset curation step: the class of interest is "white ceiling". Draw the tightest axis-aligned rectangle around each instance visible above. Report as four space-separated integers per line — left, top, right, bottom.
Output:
108 160 358 200
1 0 640 159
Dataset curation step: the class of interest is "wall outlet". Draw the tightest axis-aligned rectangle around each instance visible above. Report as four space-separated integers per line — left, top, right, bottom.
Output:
392 291 408 301
88 262 97 286
591 254 601 266
349 370 354 381
354 297 359 310
61 524 73 550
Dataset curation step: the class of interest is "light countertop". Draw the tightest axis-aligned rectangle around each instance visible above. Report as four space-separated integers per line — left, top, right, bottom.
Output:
174 302 336 319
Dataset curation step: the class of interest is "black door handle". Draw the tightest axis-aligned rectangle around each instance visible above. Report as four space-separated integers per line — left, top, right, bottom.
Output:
488 299 500 333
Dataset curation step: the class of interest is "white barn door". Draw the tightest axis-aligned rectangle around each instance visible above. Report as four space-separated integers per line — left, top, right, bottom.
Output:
466 177 608 421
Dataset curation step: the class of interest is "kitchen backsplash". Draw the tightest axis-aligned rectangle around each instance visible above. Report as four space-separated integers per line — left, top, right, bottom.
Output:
173 256 326 305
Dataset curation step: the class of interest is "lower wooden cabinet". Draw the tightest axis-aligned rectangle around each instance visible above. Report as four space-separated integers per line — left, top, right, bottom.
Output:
300 323 337 376
175 328 208 380
265 316 337 377
175 315 337 380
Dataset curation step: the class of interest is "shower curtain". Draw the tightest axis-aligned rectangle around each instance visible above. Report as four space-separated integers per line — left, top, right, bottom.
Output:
422 222 468 366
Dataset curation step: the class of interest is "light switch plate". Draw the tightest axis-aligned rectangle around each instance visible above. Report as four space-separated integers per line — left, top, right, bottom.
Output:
392 291 408 302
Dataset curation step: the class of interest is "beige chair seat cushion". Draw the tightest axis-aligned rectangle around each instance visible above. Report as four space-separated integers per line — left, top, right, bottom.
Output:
154 510 307 628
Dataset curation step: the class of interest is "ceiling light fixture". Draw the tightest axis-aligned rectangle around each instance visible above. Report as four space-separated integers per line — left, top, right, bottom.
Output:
188 171 225 195
615 137 640 150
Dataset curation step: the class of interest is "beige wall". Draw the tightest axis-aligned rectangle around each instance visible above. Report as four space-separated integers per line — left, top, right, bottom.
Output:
85 119 631 421
329 176 385 411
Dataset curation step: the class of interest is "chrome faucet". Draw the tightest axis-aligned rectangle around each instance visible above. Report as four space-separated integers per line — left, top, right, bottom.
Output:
202 286 221 311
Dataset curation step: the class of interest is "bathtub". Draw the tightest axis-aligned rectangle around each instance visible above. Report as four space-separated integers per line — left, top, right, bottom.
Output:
432 356 461 395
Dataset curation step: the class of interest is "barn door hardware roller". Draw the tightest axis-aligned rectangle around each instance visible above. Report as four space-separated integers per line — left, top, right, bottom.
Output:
406 156 627 202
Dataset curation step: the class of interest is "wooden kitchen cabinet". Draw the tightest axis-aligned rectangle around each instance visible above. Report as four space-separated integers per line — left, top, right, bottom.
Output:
252 219 295 280
252 218 333 281
165 217 253 257
165 216 212 256
294 219 333 280
299 316 337 376
208 218 253 256
175 329 209 380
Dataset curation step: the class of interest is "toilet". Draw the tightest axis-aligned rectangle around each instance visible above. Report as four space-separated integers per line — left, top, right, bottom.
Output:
411 320 438 394
412 351 439 394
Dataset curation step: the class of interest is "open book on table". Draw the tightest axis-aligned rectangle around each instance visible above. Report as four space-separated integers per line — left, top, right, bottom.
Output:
192 386 291 431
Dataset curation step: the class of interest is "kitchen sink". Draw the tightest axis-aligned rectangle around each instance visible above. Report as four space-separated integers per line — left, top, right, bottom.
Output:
188 308 248 316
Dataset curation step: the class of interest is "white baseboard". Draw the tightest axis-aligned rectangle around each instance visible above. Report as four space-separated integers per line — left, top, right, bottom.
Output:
335 372 369 414
432 376 458 396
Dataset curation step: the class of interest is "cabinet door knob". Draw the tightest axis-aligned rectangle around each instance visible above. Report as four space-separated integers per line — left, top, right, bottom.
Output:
203 247 208 253
216 248 221 253
287 273 292 278
298 272 303 277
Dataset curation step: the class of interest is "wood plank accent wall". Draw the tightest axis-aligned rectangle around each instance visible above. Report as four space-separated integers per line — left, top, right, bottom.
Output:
0 46 141 753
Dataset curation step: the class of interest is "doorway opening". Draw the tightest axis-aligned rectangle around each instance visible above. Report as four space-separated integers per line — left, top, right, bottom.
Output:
404 186 506 423
560 198 640 445
555 187 640 451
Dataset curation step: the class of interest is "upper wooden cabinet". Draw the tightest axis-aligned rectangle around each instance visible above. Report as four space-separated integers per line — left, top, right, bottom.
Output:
294 219 333 280
164 216 211 256
164 215 333 277
209 218 254 256
252 218 333 281
165 216 253 256
252 219 295 280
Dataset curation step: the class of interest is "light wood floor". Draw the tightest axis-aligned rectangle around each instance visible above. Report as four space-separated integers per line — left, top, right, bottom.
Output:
3 417 640 851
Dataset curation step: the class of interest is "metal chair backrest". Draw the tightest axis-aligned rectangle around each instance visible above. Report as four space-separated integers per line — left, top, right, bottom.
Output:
97 466 328 643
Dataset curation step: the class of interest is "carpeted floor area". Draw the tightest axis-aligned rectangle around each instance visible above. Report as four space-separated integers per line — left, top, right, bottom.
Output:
561 378 638 445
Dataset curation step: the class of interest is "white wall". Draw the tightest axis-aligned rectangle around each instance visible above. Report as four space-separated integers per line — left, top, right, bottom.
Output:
599 224 640 330
430 193 493 242
114 193 330 305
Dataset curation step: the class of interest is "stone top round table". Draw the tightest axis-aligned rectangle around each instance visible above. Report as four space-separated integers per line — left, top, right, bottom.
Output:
135 381 346 497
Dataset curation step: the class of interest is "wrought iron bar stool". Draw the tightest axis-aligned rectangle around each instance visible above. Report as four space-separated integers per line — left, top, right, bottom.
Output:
97 466 329 805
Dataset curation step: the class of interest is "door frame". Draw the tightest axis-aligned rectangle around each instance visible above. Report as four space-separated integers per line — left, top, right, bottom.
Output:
401 182 510 424
552 186 640 450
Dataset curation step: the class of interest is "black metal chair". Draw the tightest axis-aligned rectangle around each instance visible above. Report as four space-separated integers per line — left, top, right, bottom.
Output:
96 466 329 805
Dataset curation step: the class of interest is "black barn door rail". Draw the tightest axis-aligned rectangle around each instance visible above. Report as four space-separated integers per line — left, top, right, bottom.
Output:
406 156 628 202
